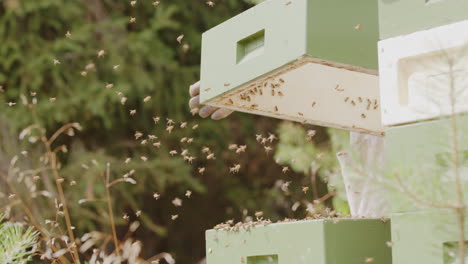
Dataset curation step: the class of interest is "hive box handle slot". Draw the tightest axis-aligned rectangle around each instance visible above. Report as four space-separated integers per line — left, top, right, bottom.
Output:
237 29 265 64
247 254 278 264
443 241 468 264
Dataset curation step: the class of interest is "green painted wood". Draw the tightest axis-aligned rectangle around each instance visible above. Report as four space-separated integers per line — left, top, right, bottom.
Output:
200 0 379 103
379 0 468 40
391 211 468 264
205 219 391 264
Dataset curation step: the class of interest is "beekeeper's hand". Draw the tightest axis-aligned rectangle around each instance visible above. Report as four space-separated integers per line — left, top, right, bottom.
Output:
189 81 233 120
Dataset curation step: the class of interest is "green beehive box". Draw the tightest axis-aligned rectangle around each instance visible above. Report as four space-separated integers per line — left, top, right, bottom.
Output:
205 219 392 264
200 0 382 135
391 211 468 263
378 0 468 39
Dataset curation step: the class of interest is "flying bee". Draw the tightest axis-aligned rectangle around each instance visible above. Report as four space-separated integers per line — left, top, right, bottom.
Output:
169 150 178 156
172 197 183 207
311 101 316 107
171 215 179 221
282 166 289 173
198 167 206 175
153 142 161 148
185 190 192 198
153 116 160 124
53 59 60 65
271 89 275 96
177 34 184 44
351 100 356 106
130 109 137 115
236 145 247 154
228 144 238 151
268 133 277 142
106 83 114 89
307 130 316 142
229 164 241 173
206 153 216 160
302 186 309 193
192 124 199 130
181 149 189 156
121 97 127 105
140 156 148 162
153 193 161 200
143 96 151 103
255 134 263 142
264 146 273 154
365 257 374 263
187 138 194 144
201 146 211 153
180 122 187 128
180 137 188 143
166 125 174 133
97 50 105 58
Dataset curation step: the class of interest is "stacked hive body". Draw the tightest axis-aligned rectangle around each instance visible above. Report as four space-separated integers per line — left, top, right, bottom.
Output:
200 0 383 135
201 0 468 263
378 0 468 262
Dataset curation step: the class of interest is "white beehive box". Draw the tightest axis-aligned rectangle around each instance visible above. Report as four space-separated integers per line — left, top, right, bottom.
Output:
379 19 468 127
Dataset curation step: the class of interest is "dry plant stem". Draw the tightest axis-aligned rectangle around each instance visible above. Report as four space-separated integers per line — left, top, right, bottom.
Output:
4 174 72 264
449 66 466 264
105 163 121 258
30 108 80 263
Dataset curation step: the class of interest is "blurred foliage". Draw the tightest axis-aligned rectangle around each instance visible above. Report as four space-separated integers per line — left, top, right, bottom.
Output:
0 214 39 264
0 0 347 262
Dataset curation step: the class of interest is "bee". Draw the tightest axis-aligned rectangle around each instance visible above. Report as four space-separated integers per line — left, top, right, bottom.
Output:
334 84 344 92
171 215 179 221
153 142 161 148
169 150 178 156
152 1 160 6
167 119 175 125
185 190 192 198
65 31 71 38
271 89 275 96
365 257 374 263
236 145 247 154
130 109 137 115
121 97 128 105
259 89 263 95
113 65 120 70
135 131 143 140
361 113 366 119
274 106 279 112
278 91 283 97
282 166 289 173
148 135 157 140
166 125 174 133
180 122 187 128
172 198 183 207
198 167 206 175
192 124 199 130
250 104 258 109
206 1 215 7
355 24 362 30
53 59 60 65
284 1 292 5
205 88 211 92
129 17 136 23
187 138 194 144
386 241 394 248
302 186 309 193
70 180 76 186
153 193 161 200
177 34 184 44
201 146 211 153
255 134 263 142
298 112 304 116
153 116 160 124
123 214 130 221
224 83 230 87
311 101 317 107
6 102 16 107
140 156 148 162
344 97 350 102
130 0 137 6
264 146 273 154
281 181 291 192
97 50 105 58
141 139 147 145
261 138 268 145
228 144 238 150
180 137 188 143
181 149 189 156
307 130 316 142
351 100 356 106
268 133 277 142
229 164 241 173
143 96 151 103
358 97 363 103
206 153 216 160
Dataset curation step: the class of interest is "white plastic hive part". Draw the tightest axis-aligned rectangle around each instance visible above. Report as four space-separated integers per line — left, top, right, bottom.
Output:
379 19 468 127
207 56 383 135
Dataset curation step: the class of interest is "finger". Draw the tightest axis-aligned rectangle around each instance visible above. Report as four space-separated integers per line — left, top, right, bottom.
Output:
189 81 200 97
199 105 218 118
211 108 234 120
189 95 200 109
